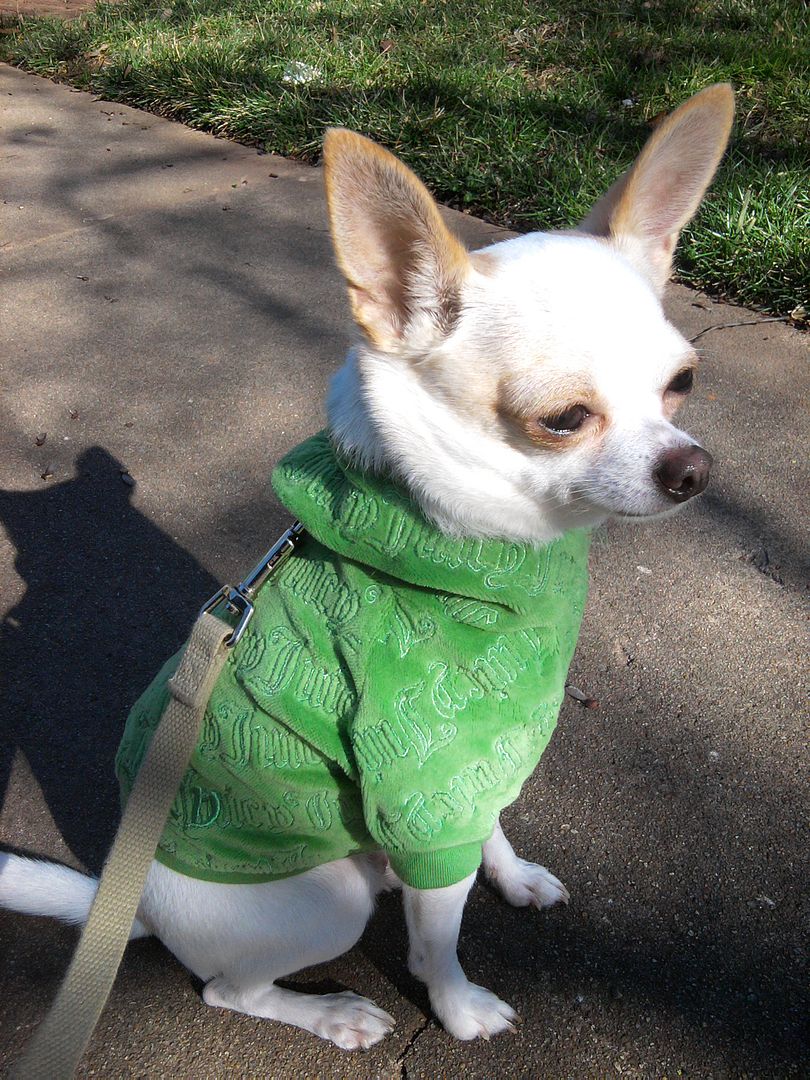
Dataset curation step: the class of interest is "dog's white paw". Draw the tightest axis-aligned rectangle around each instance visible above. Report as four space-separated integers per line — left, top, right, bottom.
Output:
492 858 570 910
432 982 519 1041
310 990 396 1050
204 978 394 1051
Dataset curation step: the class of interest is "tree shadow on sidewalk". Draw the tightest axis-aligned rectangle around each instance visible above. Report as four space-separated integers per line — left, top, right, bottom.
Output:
0 445 218 871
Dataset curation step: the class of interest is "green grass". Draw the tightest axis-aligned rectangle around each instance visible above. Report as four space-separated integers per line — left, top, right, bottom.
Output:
2 0 808 315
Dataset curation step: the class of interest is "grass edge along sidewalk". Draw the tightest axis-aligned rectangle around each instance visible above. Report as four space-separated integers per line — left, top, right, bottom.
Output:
1 0 808 318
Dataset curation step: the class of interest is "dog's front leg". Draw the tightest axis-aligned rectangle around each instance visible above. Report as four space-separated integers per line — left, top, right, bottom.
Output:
482 818 570 909
403 871 518 1040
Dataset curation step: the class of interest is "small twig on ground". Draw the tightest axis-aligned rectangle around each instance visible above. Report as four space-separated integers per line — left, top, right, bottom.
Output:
689 316 791 343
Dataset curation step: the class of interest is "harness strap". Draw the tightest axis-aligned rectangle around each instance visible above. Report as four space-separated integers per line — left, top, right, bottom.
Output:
12 611 233 1080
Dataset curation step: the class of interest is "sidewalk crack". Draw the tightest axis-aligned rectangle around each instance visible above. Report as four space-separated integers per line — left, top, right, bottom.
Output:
395 1013 432 1078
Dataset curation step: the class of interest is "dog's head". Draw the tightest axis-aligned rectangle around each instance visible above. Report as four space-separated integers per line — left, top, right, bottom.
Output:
324 85 734 543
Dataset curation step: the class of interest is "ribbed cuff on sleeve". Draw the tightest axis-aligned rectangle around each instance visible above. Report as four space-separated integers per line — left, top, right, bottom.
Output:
388 841 483 889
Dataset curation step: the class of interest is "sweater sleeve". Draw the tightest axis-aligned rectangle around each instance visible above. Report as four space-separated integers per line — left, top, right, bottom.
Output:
348 595 506 890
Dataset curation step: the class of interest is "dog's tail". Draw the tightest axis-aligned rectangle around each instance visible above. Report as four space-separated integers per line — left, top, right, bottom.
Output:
0 852 150 939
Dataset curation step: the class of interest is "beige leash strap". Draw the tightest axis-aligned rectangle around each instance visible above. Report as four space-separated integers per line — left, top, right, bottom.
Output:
11 521 304 1079
12 611 232 1080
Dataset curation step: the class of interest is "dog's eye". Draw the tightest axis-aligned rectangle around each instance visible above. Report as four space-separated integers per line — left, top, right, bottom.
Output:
667 368 694 394
539 405 589 435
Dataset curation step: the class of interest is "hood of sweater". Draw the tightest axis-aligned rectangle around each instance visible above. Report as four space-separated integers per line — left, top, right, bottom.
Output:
271 431 590 623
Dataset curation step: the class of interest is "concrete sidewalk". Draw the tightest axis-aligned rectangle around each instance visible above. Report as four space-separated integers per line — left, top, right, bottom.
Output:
0 63 807 1078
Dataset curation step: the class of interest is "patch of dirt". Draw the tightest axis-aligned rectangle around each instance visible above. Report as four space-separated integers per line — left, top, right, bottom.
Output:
0 0 100 18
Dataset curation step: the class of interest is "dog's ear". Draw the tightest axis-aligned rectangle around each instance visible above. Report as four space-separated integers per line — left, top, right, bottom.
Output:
580 84 734 294
324 129 470 351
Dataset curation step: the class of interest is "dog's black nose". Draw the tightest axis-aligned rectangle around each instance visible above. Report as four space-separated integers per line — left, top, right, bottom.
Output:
654 445 713 502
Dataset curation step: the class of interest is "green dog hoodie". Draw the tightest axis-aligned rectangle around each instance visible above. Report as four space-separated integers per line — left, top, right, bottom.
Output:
116 432 590 889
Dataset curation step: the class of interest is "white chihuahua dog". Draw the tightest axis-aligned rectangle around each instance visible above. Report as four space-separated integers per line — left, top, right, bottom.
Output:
1 85 733 1051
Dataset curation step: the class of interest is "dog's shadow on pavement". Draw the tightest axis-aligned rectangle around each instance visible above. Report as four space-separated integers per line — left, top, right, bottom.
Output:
0 445 219 871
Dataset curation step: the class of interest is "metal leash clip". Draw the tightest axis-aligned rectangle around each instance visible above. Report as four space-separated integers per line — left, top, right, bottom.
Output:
199 520 305 648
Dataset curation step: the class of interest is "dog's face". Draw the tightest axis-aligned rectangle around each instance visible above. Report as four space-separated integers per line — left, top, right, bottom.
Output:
324 85 734 543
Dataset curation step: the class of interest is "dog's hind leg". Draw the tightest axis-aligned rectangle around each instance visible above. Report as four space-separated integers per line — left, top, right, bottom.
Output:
142 853 395 1049
203 980 395 1050
482 818 570 909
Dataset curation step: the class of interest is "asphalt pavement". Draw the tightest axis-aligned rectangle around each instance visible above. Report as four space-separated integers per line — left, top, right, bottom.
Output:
0 63 807 1079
